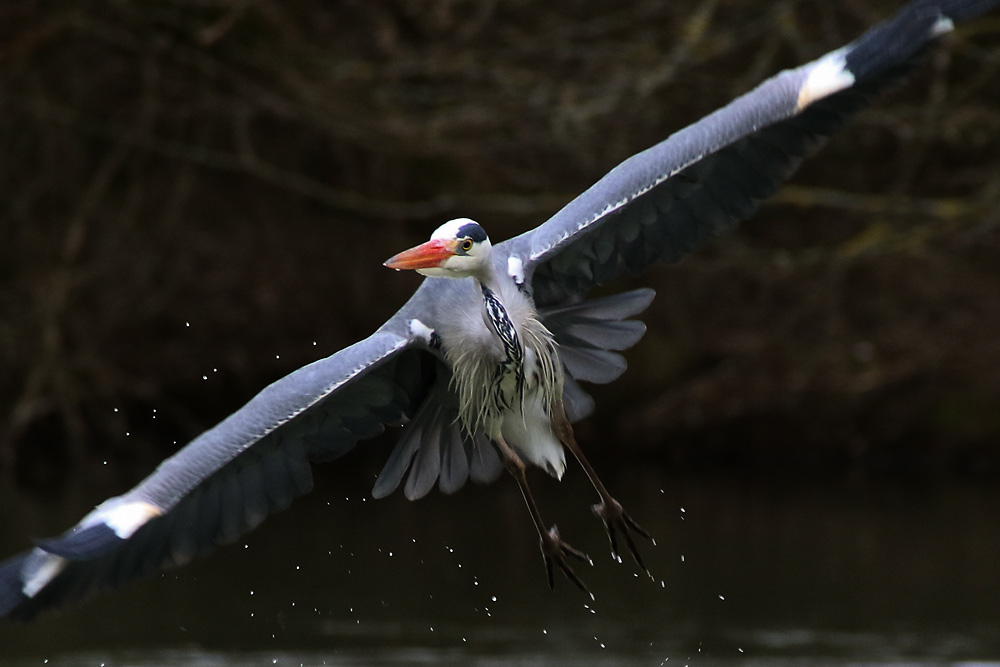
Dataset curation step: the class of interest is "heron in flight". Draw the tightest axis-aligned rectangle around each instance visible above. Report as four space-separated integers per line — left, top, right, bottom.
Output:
1 0 996 620
383 217 652 593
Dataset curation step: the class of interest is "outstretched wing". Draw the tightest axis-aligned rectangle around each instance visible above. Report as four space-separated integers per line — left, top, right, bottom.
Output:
0 317 436 621
497 0 995 308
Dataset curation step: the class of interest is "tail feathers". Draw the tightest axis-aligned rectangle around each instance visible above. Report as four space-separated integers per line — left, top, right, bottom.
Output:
562 374 597 422
372 375 503 500
465 430 503 485
558 345 628 385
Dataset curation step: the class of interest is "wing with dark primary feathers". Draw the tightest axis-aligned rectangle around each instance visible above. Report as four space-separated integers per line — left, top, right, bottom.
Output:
498 0 998 308
0 323 437 621
0 267 655 621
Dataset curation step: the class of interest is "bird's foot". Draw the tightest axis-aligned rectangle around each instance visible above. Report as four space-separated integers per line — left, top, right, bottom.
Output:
540 525 594 599
592 497 654 575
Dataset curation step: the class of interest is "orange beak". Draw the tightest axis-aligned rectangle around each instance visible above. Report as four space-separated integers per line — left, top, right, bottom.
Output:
383 239 457 271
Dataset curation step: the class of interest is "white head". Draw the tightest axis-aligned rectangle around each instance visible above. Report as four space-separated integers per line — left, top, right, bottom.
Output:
384 218 492 279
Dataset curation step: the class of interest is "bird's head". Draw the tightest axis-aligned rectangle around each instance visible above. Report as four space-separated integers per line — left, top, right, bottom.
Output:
384 218 492 279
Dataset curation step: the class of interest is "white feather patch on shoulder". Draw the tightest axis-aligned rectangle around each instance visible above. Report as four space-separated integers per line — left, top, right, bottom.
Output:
408 318 436 346
507 256 525 284
796 51 855 111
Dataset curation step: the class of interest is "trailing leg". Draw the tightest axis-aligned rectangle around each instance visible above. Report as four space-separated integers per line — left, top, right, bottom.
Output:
493 436 593 597
552 406 654 574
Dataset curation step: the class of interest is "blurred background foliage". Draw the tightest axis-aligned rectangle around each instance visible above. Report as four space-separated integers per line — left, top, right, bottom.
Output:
0 0 998 494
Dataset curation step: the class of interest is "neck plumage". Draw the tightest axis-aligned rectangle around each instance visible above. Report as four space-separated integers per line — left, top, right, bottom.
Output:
478 275 526 414
472 262 516 356
480 281 522 366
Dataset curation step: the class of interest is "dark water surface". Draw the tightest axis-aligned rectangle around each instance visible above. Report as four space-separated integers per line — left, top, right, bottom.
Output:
2 463 999 666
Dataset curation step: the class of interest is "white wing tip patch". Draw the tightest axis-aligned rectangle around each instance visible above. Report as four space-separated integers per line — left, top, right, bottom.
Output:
797 52 855 111
102 500 163 539
22 550 67 598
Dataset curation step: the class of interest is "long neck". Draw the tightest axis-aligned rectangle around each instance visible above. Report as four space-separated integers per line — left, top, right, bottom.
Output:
478 278 526 421
472 256 501 294
480 281 522 365
472 258 514 347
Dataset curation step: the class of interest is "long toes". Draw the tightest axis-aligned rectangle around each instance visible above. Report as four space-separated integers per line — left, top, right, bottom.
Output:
559 539 593 566
592 500 654 572
618 509 653 572
620 524 648 573
554 556 594 599
606 525 621 562
622 510 653 541
539 526 594 599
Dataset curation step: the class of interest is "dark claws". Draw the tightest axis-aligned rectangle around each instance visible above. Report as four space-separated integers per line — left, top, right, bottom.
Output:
592 499 654 575
540 525 594 599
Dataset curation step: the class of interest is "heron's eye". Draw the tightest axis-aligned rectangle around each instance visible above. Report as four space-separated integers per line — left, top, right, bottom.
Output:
460 239 474 252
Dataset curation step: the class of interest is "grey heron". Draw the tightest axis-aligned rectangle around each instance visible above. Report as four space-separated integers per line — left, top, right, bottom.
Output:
1 0 996 621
